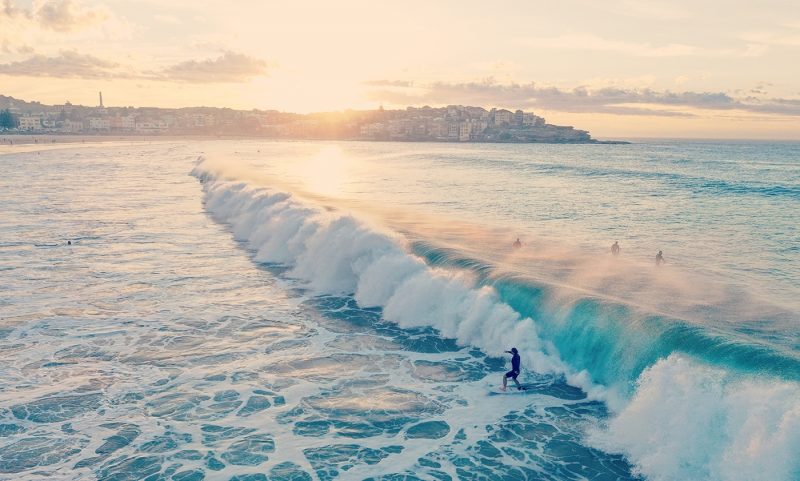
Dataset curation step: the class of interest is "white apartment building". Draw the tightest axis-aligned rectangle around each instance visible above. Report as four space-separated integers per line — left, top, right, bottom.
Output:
459 122 471 141
135 119 169 133
88 117 111 131
494 109 513 125
523 113 536 125
18 116 42 131
447 122 459 138
110 115 136 130
62 120 84 133
188 113 216 128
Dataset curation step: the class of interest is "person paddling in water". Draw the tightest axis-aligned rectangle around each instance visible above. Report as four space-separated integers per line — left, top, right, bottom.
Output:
611 241 620 256
502 347 523 391
655 250 665 266
513 238 522 249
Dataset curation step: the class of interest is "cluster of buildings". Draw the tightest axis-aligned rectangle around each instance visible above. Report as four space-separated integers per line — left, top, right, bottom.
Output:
356 105 590 142
16 110 223 134
2 92 278 135
1 93 595 143
8 95 237 134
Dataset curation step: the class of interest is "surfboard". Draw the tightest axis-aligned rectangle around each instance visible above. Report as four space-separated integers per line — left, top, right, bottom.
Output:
488 386 529 395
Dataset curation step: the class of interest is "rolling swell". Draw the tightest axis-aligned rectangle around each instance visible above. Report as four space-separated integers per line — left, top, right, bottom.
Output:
192 156 800 481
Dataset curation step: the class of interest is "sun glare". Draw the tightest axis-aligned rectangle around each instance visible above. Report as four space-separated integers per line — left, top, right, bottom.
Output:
295 145 352 197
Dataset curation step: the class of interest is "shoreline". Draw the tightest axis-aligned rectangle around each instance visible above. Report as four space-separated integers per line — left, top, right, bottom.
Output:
0 132 631 147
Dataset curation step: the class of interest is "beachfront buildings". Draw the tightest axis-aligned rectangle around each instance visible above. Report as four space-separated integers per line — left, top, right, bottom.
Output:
18 116 42 131
0 94 594 143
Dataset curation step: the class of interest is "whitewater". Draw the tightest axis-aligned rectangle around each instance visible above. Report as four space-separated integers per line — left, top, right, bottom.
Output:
0 139 798 481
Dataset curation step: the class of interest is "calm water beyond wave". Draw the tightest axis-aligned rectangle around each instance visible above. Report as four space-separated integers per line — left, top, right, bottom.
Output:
1 140 798 481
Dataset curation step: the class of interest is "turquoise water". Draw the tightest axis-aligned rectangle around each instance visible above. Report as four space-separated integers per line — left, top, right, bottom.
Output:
0 140 797 481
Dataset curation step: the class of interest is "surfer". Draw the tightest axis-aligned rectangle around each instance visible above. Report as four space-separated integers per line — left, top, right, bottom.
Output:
513 238 522 249
502 347 523 391
655 250 664 266
611 241 620 256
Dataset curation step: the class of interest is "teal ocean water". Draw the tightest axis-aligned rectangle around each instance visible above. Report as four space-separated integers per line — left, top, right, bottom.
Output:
0 140 797 481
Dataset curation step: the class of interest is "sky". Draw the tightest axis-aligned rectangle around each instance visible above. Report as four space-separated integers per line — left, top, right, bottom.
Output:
1 0 799 139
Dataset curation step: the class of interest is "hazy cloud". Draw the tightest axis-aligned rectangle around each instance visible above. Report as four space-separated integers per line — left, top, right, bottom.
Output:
741 31 800 47
611 0 690 20
0 50 268 83
363 79 415 87
522 34 765 58
366 80 800 117
155 51 268 83
36 0 108 32
2 0 30 18
0 50 121 78
1 0 108 32
153 14 181 25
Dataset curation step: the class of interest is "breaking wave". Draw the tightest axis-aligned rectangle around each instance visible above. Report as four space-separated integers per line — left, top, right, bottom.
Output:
192 155 800 481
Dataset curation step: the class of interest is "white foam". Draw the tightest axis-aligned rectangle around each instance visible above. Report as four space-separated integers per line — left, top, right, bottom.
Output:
589 354 800 481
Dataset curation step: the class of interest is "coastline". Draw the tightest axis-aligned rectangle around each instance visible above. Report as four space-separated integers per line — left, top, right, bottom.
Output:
0 132 631 147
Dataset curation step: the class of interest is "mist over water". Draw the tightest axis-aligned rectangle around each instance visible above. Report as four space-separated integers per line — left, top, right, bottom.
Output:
1 140 798 481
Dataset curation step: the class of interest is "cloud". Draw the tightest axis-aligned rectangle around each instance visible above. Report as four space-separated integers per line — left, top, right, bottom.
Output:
154 51 268 83
0 50 122 78
1 0 108 32
741 31 800 47
153 14 181 25
522 34 765 58
613 0 690 20
35 0 108 32
363 80 415 87
0 50 269 83
2 0 30 18
365 79 800 117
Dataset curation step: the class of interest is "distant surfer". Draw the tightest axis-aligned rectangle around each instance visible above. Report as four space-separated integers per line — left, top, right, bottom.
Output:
67 240 71 246
655 250 664 266
513 238 522 249
611 241 620 256
502 347 523 391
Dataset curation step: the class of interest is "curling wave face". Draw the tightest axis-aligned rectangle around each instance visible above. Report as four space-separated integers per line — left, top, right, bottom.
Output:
193 153 800 481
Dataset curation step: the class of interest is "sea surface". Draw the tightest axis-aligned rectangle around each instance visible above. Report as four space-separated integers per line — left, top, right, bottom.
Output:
0 139 798 481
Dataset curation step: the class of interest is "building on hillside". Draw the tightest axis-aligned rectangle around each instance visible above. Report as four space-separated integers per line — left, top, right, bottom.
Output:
360 122 385 138
447 121 459 139
18 116 42 131
459 122 471 141
494 109 513 125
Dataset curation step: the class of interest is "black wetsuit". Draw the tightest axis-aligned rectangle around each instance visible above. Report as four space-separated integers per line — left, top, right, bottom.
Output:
506 353 520 379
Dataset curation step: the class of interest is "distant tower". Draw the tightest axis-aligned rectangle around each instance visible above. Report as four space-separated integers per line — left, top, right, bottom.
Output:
99 91 104 108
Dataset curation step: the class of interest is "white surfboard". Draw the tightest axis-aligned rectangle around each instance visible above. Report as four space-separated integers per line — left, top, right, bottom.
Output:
489 386 528 395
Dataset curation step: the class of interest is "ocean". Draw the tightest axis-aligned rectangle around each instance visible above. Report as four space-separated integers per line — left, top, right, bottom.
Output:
0 139 798 481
